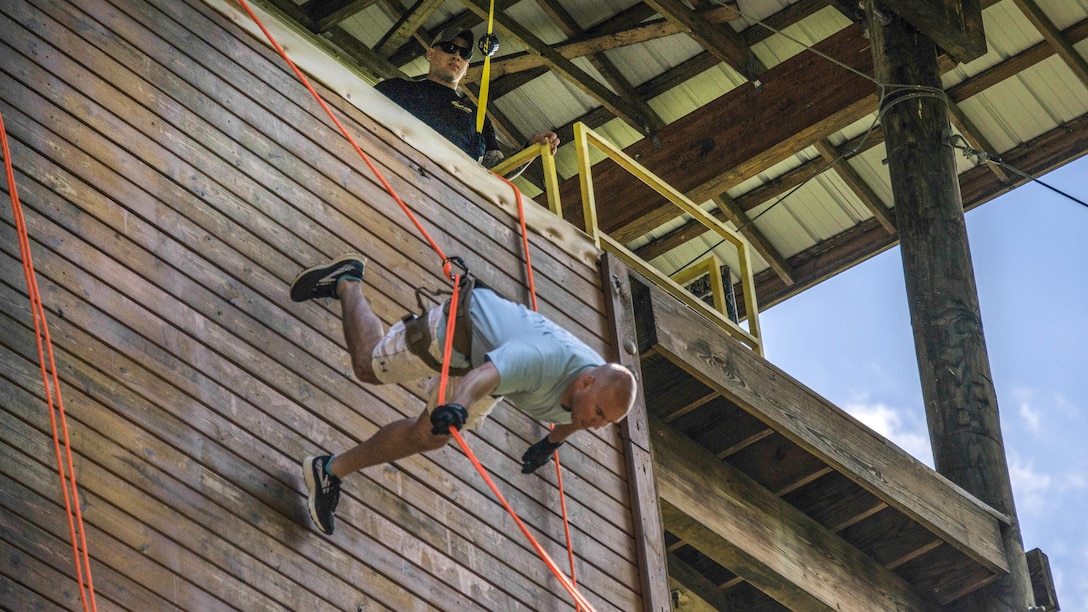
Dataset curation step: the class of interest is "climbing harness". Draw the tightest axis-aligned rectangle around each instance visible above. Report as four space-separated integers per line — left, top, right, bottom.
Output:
2 111 98 612
402 272 478 377
235 2 593 609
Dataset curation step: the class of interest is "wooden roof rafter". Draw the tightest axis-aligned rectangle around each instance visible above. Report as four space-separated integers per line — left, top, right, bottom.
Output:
634 7 1088 263
813 139 898 234
712 194 796 286
261 0 406 80
576 9 1088 308
300 0 379 33
1011 0 1088 88
529 0 665 137
946 100 1011 182
746 111 1088 314
633 0 763 81
634 126 886 262
463 9 738 84
374 0 446 58
455 0 664 136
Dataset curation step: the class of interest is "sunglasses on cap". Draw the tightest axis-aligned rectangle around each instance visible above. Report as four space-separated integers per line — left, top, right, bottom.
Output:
435 41 473 61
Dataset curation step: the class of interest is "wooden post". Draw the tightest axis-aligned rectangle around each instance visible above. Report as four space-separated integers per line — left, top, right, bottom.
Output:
866 2 1035 610
599 253 672 611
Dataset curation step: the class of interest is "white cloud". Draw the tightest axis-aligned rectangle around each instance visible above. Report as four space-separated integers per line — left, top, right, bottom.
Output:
1008 454 1053 516
1009 387 1041 433
842 399 933 466
1018 400 1041 433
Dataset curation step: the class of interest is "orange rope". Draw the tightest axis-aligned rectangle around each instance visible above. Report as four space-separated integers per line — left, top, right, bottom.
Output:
437 283 594 610
233 0 459 279
235 3 596 608
499 175 580 597
2 112 98 612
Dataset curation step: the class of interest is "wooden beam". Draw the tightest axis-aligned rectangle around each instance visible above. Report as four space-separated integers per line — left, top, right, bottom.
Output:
828 0 862 22
552 24 878 242
782 472 889 532
600 254 672 612
456 0 662 136
666 553 736 611
529 0 664 134
642 0 762 80
632 130 882 263
386 0 520 67
300 0 379 32
814 139 897 234
261 0 406 80
463 7 740 83
948 16 1088 102
654 425 932 611
542 0 831 153
712 194 795 286
669 12 1088 303
374 0 445 58
1026 548 1059 611
643 280 1010 580
741 107 1088 314
1011 0 1088 89
877 0 987 63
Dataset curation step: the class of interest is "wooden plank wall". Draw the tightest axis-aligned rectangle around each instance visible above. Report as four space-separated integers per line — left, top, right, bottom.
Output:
0 0 644 609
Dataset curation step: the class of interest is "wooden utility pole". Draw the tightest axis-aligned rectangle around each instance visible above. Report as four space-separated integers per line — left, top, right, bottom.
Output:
866 2 1035 610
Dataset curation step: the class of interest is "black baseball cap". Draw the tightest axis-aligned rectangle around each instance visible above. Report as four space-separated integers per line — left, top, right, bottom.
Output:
431 28 474 48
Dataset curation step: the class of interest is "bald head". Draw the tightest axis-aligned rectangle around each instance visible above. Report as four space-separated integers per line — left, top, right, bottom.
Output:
591 363 637 423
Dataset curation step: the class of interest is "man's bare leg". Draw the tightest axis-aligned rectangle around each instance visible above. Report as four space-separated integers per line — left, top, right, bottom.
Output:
327 408 449 477
337 278 385 384
331 278 451 477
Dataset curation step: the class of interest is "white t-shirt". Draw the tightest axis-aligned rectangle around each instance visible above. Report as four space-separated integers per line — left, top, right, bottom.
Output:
461 288 605 424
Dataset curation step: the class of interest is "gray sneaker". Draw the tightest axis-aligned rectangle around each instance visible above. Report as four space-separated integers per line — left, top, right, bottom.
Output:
303 455 341 535
290 254 366 302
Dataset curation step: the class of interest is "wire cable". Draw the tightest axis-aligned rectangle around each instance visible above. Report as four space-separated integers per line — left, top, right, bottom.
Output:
946 136 1088 210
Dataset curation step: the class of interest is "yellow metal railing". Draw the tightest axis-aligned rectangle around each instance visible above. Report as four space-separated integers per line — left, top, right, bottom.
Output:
669 254 731 318
490 142 562 216
495 122 762 354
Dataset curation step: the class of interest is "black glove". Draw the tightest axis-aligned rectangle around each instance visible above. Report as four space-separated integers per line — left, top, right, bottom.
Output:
520 435 564 474
430 403 468 435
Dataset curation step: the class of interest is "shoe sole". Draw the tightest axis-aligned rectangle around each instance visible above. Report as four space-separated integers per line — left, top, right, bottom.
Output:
289 253 366 302
303 456 331 535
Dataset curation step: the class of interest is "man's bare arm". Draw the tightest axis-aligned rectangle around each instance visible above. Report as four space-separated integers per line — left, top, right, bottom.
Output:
547 422 579 444
449 361 500 408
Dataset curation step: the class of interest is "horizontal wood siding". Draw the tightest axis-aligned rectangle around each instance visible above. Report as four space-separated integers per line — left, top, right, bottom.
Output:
0 0 642 609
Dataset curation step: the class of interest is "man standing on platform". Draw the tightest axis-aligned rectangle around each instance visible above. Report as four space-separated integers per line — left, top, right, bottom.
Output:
375 28 559 174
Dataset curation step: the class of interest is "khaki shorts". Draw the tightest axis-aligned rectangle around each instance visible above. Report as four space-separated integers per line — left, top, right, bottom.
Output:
371 305 501 430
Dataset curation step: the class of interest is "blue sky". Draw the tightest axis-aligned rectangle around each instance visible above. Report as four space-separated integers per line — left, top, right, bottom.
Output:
760 157 1087 609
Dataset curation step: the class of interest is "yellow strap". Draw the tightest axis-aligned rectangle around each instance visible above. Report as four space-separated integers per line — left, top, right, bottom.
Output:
475 0 496 134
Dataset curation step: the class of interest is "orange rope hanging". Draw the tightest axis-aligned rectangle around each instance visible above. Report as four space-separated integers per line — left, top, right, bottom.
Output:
235 3 597 609
2 111 98 612
498 175 580 597
233 0 459 278
437 278 595 611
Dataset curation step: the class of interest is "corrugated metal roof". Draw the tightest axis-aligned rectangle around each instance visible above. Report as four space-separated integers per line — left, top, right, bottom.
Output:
311 0 1087 302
